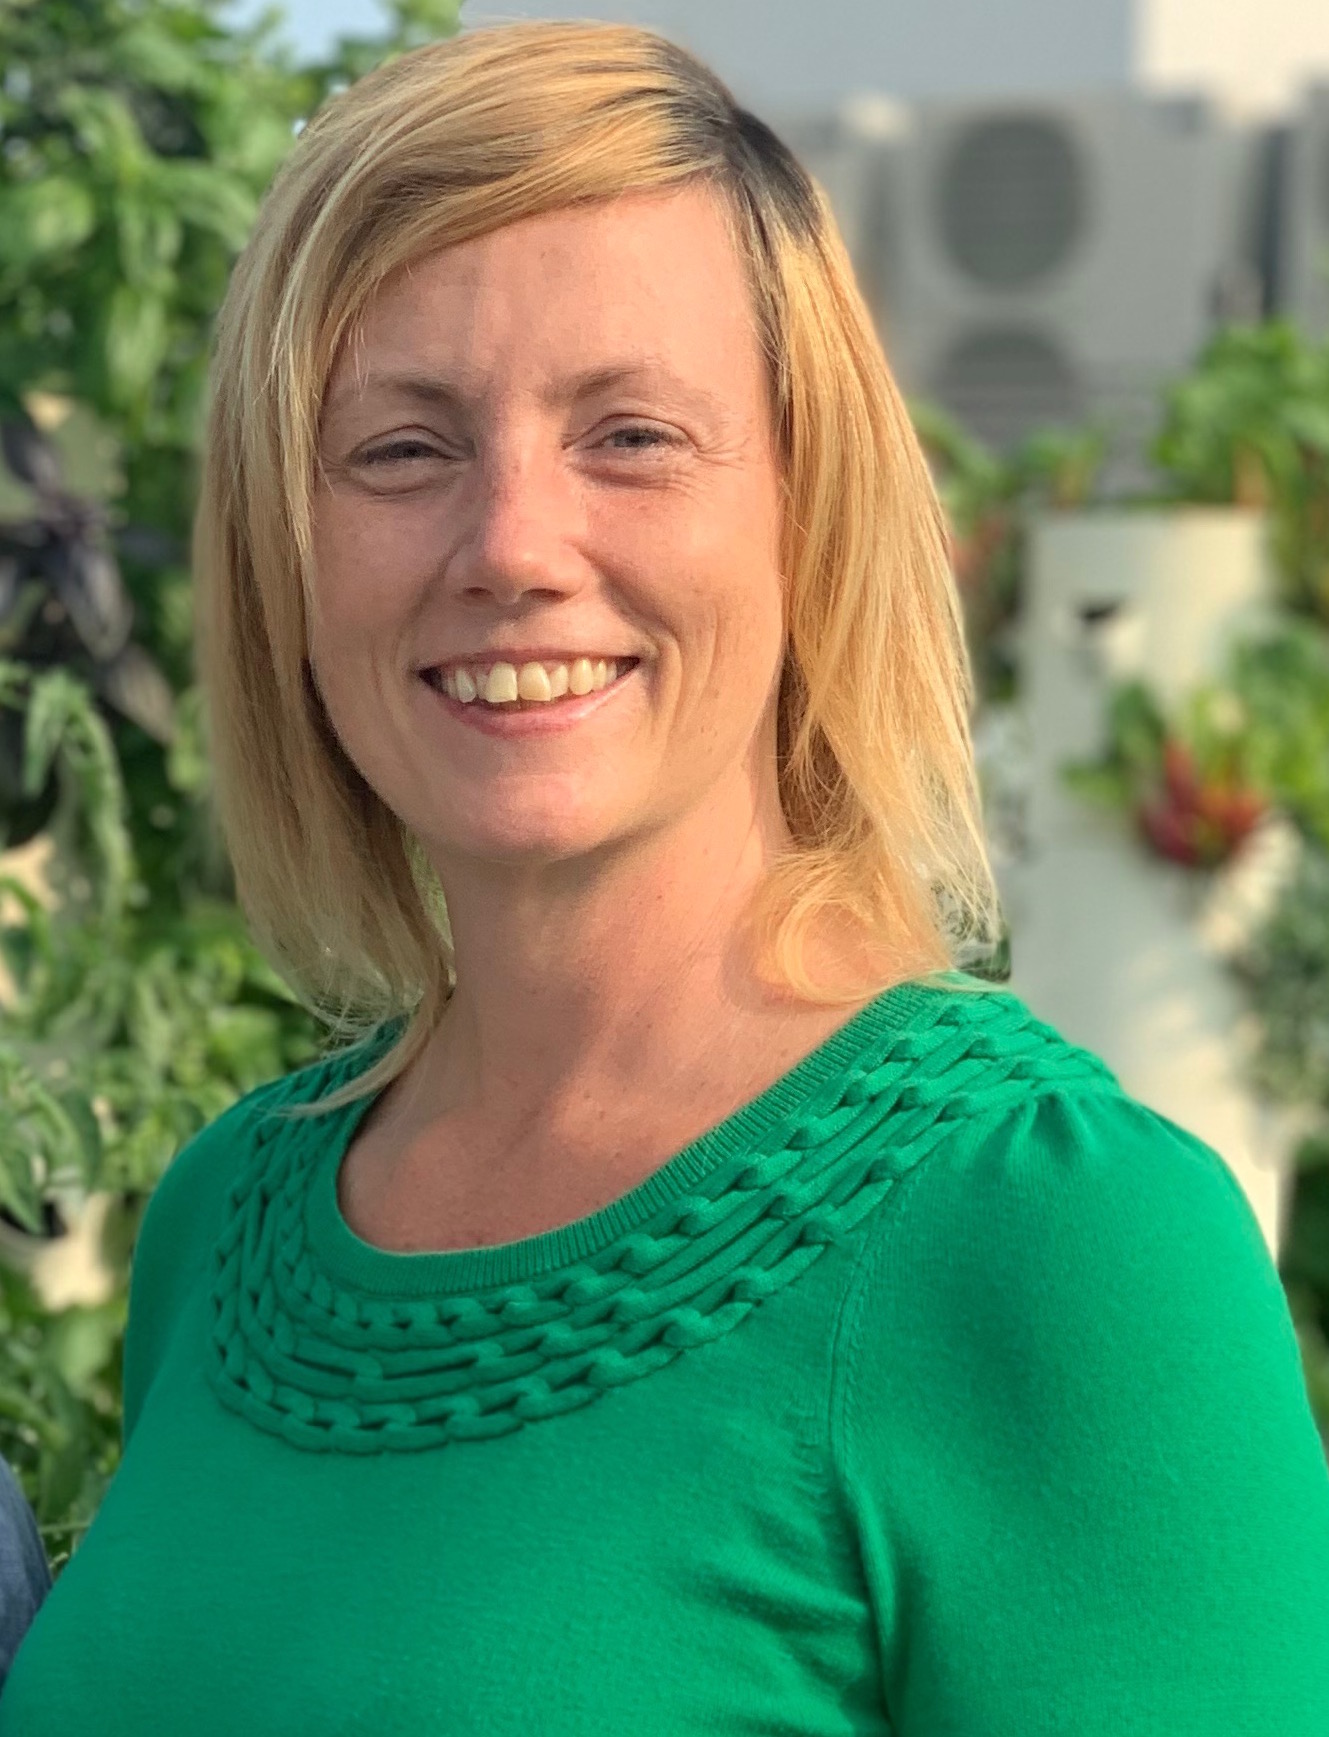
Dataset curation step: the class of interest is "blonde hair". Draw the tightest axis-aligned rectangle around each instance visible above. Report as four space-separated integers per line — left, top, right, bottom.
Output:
194 20 1006 1119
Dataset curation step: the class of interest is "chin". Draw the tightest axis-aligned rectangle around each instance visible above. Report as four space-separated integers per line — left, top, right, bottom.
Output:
431 804 633 863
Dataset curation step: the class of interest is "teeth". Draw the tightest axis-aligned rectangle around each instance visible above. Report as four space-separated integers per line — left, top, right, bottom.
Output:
439 658 626 705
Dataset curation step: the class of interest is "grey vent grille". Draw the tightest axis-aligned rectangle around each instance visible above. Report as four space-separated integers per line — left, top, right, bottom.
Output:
931 328 1084 450
937 116 1086 288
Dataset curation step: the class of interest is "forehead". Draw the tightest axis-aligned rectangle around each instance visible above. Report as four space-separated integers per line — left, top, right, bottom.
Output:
329 184 765 406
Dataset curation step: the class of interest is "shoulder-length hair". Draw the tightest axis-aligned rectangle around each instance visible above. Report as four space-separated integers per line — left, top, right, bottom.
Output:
194 20 1006 1119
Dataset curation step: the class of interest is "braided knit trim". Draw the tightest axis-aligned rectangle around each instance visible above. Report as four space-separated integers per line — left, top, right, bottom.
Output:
204 994 1117 1454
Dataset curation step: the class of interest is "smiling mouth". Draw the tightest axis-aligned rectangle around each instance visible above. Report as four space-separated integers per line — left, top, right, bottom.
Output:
420 659 640 711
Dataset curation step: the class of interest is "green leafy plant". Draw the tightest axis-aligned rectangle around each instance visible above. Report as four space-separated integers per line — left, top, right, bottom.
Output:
914 402 1108 705
0 0 461 916
1061 616 1329 868
0 414 180 862
0 0 461 1573
1220 618 1329 853
1231 842 1329 1112
0 657 325 1570
1151 321 1329 623
1060 678 1268 869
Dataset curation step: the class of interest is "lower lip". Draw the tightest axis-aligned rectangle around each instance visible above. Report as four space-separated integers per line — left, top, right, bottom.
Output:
418 662 641 737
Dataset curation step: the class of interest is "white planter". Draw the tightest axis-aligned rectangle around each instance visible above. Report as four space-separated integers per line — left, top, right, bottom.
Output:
0 1189 117 1311
994 507 1302 1260
0 832 57 1009
0 832 117 1308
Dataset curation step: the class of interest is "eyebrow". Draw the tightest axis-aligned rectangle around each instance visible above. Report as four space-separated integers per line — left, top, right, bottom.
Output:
323 361 727 420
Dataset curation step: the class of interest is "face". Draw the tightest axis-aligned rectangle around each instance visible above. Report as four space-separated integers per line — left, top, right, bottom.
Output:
310 183 789 879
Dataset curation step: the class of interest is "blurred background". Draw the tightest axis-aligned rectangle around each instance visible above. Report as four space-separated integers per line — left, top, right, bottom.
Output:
1 0 1328 1573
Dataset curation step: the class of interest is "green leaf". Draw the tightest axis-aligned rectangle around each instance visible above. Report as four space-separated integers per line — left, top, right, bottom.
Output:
21 673 74 796
36 1390 89 1523
0 1049 87 1222
104 284 169 407
205 1003 285 1084
153 161 257 251
55 86 151 186
0 177 97 269
164 683 209 795
115 196 182 285
1058 761 1132 808
52 1087 104 1188
42 1305 121 1399
108 23 215 97
0 1147 45 1235
1283 400 1329 453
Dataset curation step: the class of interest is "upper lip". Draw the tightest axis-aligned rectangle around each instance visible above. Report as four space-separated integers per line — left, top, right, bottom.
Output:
418 649 643 676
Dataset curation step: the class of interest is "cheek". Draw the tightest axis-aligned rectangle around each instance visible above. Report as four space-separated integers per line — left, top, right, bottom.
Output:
601 490 784 695
309 491 424 646
593 469 782 593
310 492 364 622
312 478 376 557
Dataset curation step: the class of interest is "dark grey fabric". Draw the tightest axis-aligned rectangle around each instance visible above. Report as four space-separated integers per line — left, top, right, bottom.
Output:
0 1458 49 1692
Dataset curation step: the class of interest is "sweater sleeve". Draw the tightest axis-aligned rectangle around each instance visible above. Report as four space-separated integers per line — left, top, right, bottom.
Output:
831 1086 1329 1736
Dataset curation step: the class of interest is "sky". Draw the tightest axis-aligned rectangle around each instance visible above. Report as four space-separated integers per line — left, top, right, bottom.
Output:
225 0 379 59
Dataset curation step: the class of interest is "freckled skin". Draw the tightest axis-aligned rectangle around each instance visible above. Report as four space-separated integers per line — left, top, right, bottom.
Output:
311 187 884 1213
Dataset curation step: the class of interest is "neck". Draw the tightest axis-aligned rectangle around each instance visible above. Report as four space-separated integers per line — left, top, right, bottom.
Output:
403 764 905 1145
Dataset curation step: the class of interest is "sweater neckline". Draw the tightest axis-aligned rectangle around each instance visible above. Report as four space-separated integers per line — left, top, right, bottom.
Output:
207 970 1118 1453
305 974 954 1296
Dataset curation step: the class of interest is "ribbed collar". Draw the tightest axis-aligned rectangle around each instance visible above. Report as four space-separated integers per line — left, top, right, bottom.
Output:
306 973 955 1296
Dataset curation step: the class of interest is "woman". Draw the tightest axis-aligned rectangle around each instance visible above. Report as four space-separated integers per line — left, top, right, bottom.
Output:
1 22 1326 1732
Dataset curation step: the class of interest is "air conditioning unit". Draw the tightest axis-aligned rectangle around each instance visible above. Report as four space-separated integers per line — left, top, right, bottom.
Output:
1281 84 1329 336
879 94 1258 471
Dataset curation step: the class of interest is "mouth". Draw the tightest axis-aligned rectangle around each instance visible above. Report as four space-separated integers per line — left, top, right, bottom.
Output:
417 658 642 732
420 656 639 705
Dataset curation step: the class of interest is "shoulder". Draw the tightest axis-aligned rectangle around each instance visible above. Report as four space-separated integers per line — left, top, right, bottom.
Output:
826 991 1329 1721
861 977 1267 1271
121 1027 396 1440
832 1054 1315 1485
842 1047 1286 1369
131 1059 322 1267
132 1022 398 1258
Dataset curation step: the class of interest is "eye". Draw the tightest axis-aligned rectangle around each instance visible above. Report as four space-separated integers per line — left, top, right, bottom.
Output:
600 424 678 453
359 438 449 465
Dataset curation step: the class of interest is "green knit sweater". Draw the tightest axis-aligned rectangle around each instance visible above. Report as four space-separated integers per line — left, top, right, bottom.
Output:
3 973 1328 1734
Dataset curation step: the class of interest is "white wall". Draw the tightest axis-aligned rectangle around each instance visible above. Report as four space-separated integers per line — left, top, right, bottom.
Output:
232 0 1329 118
461 0 1134 110
1137 0 1329 115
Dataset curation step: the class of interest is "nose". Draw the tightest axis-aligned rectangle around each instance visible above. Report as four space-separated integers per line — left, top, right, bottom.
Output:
446 442 587 604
